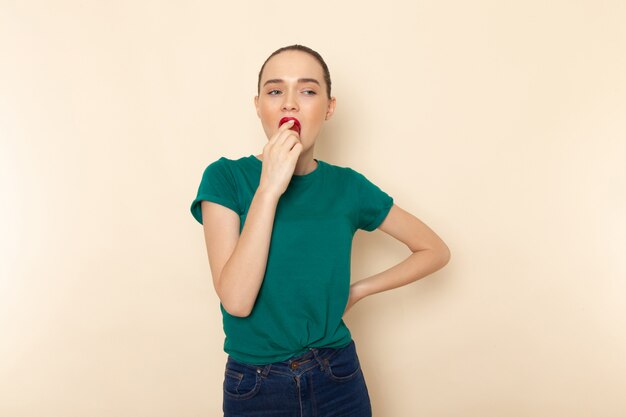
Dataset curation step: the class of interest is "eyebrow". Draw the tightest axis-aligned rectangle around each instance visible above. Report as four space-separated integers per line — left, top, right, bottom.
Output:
263 78 321 87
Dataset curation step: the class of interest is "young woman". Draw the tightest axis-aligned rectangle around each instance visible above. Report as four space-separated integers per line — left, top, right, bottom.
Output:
191 45 450 417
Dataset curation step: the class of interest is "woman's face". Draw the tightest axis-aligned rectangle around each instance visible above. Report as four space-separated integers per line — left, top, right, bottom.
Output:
255 50 336 151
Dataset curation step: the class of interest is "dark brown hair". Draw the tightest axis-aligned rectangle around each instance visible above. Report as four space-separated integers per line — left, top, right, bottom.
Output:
257 45 332 99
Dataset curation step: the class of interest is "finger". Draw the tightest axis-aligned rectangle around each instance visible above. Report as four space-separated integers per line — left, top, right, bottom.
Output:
278 119 295 130
277 129 301 146
276 134 302 150
267 135 298 159
276 119 296 135
288 142 303 157
267 120 296 146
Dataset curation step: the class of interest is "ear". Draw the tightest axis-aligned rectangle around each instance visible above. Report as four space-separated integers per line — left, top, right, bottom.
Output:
254 96 260 118
325 96 337 120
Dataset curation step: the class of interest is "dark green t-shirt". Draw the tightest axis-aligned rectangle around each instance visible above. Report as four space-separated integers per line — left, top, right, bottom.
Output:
190 155 393 364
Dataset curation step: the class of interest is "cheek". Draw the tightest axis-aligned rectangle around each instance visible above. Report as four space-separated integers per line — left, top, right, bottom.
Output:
258 108 275 126
258 106 273 118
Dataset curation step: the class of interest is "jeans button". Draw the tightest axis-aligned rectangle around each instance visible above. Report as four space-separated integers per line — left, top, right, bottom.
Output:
290 362 299 370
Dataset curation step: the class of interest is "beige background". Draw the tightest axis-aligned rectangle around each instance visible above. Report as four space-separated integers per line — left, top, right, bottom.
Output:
1 1 625 416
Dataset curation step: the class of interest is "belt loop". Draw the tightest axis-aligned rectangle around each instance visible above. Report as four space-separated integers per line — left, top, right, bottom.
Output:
311 347 327 371
258 364 271 377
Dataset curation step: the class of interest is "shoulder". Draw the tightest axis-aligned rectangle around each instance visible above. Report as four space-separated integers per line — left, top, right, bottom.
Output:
319 161 384 195
205 155 245 167
202 155 250 174
325 161 391 199
319 159 361 179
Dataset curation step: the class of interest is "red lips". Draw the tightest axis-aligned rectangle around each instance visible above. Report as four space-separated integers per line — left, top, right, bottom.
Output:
279 117 301 135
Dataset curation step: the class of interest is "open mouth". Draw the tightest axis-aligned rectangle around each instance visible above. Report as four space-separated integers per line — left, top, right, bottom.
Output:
279 117 301 135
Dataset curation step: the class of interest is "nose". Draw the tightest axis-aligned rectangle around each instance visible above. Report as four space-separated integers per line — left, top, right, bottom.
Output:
281 90 299 112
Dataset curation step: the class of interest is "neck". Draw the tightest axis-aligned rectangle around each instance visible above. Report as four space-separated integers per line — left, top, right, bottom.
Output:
293 147 317 175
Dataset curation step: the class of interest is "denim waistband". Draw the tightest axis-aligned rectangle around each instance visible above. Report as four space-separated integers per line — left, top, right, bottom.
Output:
227 340 353 377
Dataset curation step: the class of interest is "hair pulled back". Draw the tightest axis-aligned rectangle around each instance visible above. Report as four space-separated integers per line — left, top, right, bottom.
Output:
257 44 332 99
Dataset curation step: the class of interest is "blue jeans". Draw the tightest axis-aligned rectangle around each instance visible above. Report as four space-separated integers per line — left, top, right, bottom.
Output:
223 340 372 417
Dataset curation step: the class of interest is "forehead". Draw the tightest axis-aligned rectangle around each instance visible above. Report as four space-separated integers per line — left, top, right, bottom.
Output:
261 51 324 81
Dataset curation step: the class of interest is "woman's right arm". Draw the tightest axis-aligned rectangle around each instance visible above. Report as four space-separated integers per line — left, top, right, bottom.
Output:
200 120 302 317
201 191 278 317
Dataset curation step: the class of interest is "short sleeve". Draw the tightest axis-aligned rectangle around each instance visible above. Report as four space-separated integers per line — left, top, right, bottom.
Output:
353 169 394 231
190 157 239 224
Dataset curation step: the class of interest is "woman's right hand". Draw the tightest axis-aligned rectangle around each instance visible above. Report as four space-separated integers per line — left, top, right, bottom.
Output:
257 119 303 197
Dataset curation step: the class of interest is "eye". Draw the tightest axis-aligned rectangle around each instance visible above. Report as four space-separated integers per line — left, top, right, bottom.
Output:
267 90 281 95
303 90 317 95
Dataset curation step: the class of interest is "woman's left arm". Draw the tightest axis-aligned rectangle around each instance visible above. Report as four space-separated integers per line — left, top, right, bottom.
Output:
344 204 451 314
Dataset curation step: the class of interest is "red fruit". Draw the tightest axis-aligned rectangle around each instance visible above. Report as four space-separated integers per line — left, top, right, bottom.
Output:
279 117 301 135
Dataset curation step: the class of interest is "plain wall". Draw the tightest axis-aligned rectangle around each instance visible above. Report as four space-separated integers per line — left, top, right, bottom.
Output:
1 1 625 416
